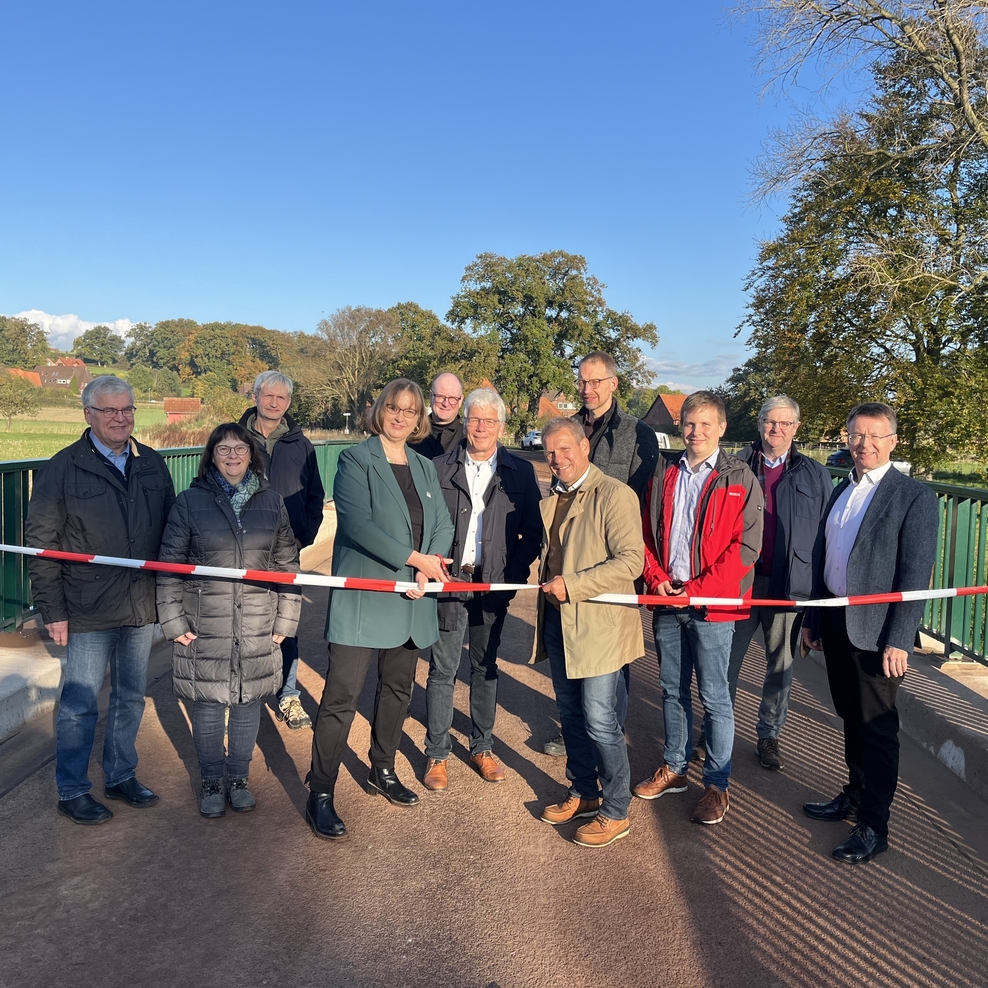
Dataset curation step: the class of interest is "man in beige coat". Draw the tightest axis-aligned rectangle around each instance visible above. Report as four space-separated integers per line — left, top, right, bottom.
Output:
536 416 645 847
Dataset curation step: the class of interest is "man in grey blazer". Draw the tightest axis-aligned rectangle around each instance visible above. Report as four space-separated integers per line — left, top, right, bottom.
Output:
801 402 938 863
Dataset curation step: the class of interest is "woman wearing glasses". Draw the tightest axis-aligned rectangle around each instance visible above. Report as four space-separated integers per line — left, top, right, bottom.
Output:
157 424 300 818
307 379 454 840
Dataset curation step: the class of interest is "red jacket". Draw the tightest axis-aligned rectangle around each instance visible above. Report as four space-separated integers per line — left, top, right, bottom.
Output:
643 449 764 621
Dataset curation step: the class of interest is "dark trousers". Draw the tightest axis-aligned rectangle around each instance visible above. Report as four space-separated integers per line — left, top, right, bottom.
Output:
309 640 419 793
820 609 903 837
191 700 261 780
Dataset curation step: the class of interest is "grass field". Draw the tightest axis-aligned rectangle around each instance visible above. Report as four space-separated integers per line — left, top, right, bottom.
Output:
0 405 166 462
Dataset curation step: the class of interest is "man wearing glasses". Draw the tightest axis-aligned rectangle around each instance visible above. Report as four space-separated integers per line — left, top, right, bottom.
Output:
542 351 658 758
727 396 831 771
410 372 464 459
25 376 175 825
422 388 542 790
801 402 937 863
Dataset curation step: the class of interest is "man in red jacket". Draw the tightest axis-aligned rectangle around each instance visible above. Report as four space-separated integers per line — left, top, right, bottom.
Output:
634 391 763 824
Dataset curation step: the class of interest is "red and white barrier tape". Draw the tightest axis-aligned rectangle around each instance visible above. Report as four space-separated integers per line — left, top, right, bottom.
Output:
1 543 981 609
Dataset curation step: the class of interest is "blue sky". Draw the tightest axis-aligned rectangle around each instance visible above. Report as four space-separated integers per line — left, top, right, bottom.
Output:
0 2 821 391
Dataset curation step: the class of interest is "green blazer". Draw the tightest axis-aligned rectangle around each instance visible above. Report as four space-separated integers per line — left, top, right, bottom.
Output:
325 434 455 649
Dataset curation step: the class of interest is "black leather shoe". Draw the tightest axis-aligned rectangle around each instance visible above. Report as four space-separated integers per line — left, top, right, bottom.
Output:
802 792 858 823
306 792 348 841
367 766 420 806
832 824 889 863
104 778 159 808
57 793 113 825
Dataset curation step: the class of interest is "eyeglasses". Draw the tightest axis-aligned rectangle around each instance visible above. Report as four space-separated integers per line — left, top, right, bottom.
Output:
385 403 420 420
762 420 796 430
88 405 137 418
847 432 896 445
431 393 462 406
215 444 250 456
465 417 500 429
576 377 613 390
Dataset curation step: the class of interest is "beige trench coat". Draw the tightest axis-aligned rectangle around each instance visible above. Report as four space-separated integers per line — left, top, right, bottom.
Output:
531 464 645 678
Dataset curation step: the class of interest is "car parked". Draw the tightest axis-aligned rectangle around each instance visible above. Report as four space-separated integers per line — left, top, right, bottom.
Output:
826 448 912 476
521 430 543 450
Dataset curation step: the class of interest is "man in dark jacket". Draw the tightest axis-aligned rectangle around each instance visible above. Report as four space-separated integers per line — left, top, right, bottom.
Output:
240 370 325 730
728 396 832 771
634 391 763 825
543 351 659 757
409 372 464 459
801 402 938 863
422 388 542 790
25 377 175 825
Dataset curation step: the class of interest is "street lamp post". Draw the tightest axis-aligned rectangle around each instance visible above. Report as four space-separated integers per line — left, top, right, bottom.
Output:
343 411 351 435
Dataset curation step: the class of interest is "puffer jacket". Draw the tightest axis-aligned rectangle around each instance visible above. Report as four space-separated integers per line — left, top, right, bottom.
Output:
643 449 764 621
156 473 301 704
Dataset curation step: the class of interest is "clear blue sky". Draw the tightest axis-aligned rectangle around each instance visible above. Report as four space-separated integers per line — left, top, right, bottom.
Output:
0 2 816 392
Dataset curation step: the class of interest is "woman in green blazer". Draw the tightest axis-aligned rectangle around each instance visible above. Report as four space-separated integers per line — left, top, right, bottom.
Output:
307 379 454 840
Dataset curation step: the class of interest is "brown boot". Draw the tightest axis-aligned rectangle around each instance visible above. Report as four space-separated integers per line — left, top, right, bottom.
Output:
574 814 630 848
632 765 688 800
692 785 729 825
423 758 448 791
470 751 506 783
540 794 601 825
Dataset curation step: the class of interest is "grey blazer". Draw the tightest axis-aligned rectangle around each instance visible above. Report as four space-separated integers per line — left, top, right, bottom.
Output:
807 466 939 653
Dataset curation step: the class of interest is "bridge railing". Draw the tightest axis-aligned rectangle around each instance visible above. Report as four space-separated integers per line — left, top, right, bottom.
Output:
0 439 358 631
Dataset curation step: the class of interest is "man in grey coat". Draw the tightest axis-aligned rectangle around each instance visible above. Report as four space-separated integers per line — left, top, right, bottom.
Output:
543 350 659 757
25 377 176 825
801 402 938 863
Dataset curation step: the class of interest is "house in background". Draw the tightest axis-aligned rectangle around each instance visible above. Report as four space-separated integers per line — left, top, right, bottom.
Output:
26 357 94 393
163 397 203 424
5 368 43 387
642 393 686 432
537 389 578 419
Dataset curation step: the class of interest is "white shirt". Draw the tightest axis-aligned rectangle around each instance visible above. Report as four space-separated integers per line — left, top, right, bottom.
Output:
762 448 789 470
459 449 497 571
823 461 894 595
668 450 719 583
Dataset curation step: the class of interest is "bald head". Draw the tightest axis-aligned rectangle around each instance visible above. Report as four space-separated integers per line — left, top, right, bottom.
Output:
429 372 464 425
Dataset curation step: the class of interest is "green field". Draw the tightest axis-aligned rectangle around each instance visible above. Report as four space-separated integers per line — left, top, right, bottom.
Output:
0 405 167 462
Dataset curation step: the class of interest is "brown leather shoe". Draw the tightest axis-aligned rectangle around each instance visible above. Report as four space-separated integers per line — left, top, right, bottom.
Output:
423 759 448 791
541 794 601 825
633 765 688 800
692 785 729 824
574 814 630 847
470 751 506 783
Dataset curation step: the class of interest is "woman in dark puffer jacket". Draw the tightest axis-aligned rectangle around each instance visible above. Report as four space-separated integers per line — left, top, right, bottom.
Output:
157 424 300 818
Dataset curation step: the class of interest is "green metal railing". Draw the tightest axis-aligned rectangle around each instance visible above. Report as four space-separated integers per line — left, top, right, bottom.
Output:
0 440 357 631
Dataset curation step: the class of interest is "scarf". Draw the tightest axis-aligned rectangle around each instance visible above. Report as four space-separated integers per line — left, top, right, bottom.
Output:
213 468 261 521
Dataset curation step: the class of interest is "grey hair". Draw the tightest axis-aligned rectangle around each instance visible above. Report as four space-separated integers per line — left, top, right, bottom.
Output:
82 376 134 409
758 395 800 422
253 370 294 398
542 415 586 446
847 402 897 434
462 388 505 424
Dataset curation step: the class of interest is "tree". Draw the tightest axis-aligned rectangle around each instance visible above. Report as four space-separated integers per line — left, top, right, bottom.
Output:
127 364 183 401
125 319 197 371
0 374 42 431
386 302 498 390
191 371 250 421
0 315 51 368
736 2 988 470
447 251 659 431
73 325 124 366
316 306 399 420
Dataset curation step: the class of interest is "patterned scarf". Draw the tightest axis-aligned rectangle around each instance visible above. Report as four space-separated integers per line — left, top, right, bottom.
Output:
213 468 260 521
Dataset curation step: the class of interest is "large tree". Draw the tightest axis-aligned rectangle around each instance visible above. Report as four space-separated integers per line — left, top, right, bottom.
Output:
447 251 658 431
0 315 51 368
73 325 124 366
737 1 988 469
0 374 43 431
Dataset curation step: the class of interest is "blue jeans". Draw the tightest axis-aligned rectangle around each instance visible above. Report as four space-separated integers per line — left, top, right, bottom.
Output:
425 605 505 760
653 608 735 791
276 635 301 702
55 624 155 800
191 700 262 780
544 606 631 820
727 576 796 740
